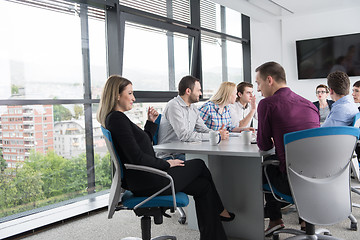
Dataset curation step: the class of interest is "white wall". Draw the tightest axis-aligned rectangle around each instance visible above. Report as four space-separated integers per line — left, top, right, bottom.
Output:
250 6 360 102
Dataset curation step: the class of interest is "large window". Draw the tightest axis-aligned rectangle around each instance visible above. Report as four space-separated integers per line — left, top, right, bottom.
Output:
0 0 108 222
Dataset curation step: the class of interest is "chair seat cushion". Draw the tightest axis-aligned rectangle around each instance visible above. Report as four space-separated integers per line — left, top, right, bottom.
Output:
122 191 189 209
263 184 294 204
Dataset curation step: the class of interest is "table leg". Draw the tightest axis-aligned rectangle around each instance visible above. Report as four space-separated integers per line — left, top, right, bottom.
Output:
185 153 264 240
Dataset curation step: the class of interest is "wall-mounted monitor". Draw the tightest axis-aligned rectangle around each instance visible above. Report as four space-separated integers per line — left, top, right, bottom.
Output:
296 33 360 79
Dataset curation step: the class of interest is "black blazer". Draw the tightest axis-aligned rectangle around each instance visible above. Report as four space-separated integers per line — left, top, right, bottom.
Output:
105 111 170 193
312 99 334 111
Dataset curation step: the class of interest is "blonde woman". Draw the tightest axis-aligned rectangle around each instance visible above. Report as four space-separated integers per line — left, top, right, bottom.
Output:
97 75 234 240
199 82 254 132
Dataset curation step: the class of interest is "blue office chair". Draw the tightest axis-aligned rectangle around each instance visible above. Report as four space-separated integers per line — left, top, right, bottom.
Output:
153 114 162 145
271 126 359 240
349 112 360 230
153 114 186 225
101 126 189 240
352 112 360 128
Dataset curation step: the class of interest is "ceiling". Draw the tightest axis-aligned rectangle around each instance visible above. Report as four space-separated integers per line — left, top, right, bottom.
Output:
212 0 360 22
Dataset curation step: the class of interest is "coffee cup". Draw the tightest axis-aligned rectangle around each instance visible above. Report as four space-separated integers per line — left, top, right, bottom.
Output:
242 131 252 145
209 131 221 145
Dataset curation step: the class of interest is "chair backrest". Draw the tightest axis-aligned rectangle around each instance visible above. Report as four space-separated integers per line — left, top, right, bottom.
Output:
284 126 359 225
351 154 360 181
352 112 360 127
153 114 162 145
351 112 360 180
101 126 124 219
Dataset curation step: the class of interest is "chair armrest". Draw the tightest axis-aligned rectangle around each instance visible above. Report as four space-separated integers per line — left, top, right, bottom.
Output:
124 164 170 178
262 160 280 167
262 160 289 203
124 163 177 211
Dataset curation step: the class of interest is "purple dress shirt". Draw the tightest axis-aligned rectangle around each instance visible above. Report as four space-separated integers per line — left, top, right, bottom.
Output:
257 87 320 173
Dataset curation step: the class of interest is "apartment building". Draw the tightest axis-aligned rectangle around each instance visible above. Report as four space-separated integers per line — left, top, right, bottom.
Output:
0 105 54 168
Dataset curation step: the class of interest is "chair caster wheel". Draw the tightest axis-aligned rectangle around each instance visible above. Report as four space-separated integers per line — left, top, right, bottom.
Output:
178 217 186 224
350 222 357 231
272 234 279 240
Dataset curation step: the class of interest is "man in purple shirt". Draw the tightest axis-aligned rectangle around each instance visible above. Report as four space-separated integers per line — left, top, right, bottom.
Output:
255 62 320 236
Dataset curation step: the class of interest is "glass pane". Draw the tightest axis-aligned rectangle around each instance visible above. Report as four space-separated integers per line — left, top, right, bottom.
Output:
174 34 190 90
89 18 107 99
123 23 190 91
126 102 167 128
0 104 109 220
123 23 168 90
0 1 84 100
225 7 242 38
227 41 244 83
92 104 111 192
201 36 222 98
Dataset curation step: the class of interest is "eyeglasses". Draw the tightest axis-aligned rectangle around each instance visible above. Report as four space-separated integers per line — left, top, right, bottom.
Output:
316 91 327 94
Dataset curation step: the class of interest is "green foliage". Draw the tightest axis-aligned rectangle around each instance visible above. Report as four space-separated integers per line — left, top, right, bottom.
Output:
53 105 72 122
11 84 19 94
0 151 112 218
0 169 18 211
73 105 84 120
0 149 6 172
95 153 112 189
14 167 44 207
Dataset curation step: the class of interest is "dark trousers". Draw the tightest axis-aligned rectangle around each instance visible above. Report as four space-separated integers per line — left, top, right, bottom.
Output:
355 145 360 161
263 155 291 221
133 159 227 240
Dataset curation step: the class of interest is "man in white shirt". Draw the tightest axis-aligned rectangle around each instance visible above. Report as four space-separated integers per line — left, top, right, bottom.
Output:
229 82 257 128
157 75 229 160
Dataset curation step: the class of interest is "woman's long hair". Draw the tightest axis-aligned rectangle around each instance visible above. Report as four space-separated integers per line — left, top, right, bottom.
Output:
96 75 132 127
210 82 236 106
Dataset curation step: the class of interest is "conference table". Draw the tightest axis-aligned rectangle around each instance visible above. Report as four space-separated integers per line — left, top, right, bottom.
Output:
154 134 274 240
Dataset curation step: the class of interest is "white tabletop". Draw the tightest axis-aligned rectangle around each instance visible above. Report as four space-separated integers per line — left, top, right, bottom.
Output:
154 136 273 157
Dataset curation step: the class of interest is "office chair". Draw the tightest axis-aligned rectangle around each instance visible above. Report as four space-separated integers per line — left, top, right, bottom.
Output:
153 114 186 224
270 126 359 240
352 112 360 128
348 112 360 230
101 126 189 240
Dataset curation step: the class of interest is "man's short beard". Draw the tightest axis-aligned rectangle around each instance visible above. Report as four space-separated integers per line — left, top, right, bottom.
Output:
189 94 199 104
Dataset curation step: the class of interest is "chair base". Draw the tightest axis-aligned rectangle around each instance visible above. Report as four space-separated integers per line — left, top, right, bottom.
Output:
273 230 340 240
348 214 358 231
272 222 341 240
122 236 176 240
177 207 186 224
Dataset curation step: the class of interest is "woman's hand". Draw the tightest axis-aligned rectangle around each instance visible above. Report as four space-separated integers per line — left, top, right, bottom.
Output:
147 107 159 122
219 124 229 140
167 159 185 168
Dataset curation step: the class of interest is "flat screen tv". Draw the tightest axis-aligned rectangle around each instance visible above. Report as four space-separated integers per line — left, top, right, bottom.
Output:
296 33 360 79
